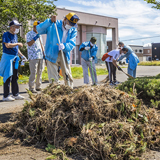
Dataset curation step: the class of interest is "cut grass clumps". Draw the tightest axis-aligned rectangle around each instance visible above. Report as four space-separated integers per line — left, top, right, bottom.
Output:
117 74 160 109
1 84 160 160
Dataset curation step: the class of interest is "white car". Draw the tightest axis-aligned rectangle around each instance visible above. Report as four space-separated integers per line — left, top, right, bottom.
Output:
119 57 126 65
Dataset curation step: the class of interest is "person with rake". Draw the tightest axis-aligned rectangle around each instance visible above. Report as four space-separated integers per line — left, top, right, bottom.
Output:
105 48 128 86
36 13 79 89
118 42 139 78
79 37 98 85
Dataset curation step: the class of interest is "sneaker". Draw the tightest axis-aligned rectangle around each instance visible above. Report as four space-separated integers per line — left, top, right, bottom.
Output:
36 88 42 91
109 82 116 86
30 89 37 93
3 96 15 102
113 81 120 85
12 95 25 100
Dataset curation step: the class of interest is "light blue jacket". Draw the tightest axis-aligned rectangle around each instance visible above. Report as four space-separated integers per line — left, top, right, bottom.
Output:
0 53 20 83
126 52 139 70
118 45 133 61
36 19 77 64
79 41 98 61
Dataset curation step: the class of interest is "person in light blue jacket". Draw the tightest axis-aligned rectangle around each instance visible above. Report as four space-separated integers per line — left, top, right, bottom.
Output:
117 42 139 78
36 13 79 88
79 37 98 85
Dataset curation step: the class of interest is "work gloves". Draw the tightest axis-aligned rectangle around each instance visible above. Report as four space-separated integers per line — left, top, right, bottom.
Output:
59 43 65 51
85 46 90 50
21 55 28 62
33 34 40 41
118 66 122 71
89 57 93 61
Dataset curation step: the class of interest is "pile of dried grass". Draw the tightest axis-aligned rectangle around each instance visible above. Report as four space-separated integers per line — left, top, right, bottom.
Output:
2 83 160 159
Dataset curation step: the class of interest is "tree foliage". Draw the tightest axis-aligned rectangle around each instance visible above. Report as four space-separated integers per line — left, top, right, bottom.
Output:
144 0 160 9
0 0 57 57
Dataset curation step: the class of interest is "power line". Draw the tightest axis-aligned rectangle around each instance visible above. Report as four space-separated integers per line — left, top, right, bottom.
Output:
121 35 160 41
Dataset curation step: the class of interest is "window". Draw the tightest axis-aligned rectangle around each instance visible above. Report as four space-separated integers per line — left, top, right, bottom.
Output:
139 49 142 53
148 50 150 53
135 49 137 52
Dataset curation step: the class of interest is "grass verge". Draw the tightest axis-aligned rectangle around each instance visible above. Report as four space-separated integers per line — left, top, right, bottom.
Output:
138 61 160 66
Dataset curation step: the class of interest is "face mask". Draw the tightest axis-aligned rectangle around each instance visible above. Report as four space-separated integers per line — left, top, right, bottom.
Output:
90 42 94 46
14 28 19 34
65 24 72 30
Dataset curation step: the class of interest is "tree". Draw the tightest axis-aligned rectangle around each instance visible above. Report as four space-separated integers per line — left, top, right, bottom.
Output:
144 0 160 9
0 0 57 58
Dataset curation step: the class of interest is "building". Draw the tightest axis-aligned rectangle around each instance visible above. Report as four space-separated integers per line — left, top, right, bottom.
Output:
39 8 118 65
143 43 152 61
152 43 160 60
129 45 143 61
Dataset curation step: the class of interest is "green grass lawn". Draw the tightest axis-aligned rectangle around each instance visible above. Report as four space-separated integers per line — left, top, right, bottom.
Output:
0 66 108 86
138 61 160 66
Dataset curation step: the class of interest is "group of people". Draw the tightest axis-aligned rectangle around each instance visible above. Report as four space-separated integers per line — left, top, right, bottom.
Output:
0 11 139 102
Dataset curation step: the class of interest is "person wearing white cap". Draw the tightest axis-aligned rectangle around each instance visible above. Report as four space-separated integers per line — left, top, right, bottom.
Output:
36 13 79 88
0 20 27 101
26 21 44 93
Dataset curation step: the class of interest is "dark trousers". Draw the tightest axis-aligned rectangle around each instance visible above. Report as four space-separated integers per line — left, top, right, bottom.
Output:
105 61 116 82
3 62 19 98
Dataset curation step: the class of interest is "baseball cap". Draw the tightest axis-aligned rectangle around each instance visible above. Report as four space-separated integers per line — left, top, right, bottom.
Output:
65 12 79 27
9 20 22 27
33 21 40 26
90 37 97 44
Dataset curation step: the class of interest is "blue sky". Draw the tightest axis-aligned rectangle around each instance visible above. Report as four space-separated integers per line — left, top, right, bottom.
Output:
54 0 160 46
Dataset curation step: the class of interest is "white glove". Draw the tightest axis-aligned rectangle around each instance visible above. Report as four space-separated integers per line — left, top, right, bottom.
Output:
89 57 93 61
59 43 65 51
21 55 28 62
85 46 90 50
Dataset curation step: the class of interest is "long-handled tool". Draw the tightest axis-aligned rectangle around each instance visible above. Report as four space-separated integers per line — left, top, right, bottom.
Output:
89 51 96 85
121 69 134 79
54 22 70 87
39 37 47 66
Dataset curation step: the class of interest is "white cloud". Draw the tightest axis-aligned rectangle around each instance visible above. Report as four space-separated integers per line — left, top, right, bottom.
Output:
58 0 160 44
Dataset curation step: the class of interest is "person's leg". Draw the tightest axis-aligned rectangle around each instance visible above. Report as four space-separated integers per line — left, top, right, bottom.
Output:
11 62 19 96
29 59 38 90
3 76 11 98
36 59 44 90
133 67 136 78
108 62 113 82
88 60 98 84
81 58 89 84
128 67 134 77
47 60 59 84
112 63 117 82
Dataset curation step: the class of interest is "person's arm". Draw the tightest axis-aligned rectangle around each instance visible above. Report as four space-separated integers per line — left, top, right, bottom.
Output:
36 15 56 34
27 34 40 46
113 58 122 71
4 42 23 48
18 49 28 61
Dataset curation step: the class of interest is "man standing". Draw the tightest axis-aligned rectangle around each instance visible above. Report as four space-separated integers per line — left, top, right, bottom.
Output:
0 20 27 101
79 37 98 85
117 42 139 78
27 21 44 93
36 13 79 89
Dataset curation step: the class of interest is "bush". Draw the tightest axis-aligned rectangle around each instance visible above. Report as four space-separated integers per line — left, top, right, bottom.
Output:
117 74 160 108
